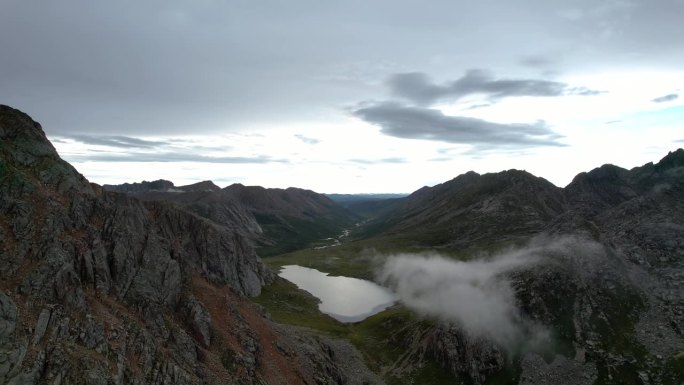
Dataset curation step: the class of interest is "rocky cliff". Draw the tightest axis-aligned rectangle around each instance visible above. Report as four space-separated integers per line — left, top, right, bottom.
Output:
0 105 380 385
103 180 222 194
106 181 359 257
359 150 684 384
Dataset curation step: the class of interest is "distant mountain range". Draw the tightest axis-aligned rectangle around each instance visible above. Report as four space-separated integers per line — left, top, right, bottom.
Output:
1 104 682 384
326 193 408 204
361 169 565 247
331 148 684 384
103 180 359 256
104 179 221 193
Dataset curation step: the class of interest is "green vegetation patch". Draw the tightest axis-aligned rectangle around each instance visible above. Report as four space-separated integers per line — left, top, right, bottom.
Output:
253 277 348 336
255 213 357 257
254 275 456 384
662 352 684 385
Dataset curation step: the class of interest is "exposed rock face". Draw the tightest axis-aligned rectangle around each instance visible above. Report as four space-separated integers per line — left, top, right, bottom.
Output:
221 184 360 255
0 293 17 342
222 184 344 219
103 179 222 194
106 180 359 257
177 180 221 192
365 149 684 384
103 179 175 194
0 105 379 385
519 354 597 385
423 324 505 384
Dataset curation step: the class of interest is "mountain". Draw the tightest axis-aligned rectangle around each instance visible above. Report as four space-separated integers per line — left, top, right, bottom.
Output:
566 150 684 216
106 181 360 256
347 150 684 384
0 105 379 385
363 169 567 249
178 180 222 192
326 193 408 220
364 151 684 251
326 193 408 205
103 179 221 194
3 104 682 384
105 185 265 243
103 179 174 193
221 184 359 255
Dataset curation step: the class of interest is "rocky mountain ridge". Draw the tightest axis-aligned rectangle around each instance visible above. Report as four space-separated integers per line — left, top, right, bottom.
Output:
354 149 684 384
0 105 380 385
362 169 566 249
2 103 682 384
366 151 683 249
103 179 222 194
106 181 359 256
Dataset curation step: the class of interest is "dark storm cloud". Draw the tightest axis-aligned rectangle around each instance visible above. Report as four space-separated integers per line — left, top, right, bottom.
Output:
652 93 679 103
58 134 169 148
0 1 381 135
388 70 601 105
353 102 564 148
63 152 286 164
2 0 683 141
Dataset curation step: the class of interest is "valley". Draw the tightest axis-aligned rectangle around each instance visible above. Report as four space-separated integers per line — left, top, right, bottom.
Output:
1 105 683 384
252 151 684 384
6 0 684 383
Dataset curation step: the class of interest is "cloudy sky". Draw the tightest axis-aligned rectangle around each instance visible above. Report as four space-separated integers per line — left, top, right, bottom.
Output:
2 0 683 193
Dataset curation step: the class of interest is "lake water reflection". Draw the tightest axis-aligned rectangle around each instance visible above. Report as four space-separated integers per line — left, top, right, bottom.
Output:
279 265 398 323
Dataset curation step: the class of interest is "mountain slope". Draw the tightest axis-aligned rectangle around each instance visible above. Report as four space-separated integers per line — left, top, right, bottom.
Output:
106 181 360 256
342 150 684 384
222 183 359 255
326 194 408 220
0 105 380 385
364 169 567 249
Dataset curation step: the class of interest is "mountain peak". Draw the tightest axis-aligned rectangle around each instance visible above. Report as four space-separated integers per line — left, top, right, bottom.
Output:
654 148 684 171
103 179 175 193
178 180 221 192
0 105 93 195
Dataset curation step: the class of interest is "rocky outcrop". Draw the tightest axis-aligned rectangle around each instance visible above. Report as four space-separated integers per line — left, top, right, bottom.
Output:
103 179 222 194
178 180 221 192
423 324 505 383
107 180 359 257
519 354 597 385
360 149 684 384
103 179 175 194
0 293 17 342
0 105 377 385
278 325 383 385
129 189 265 242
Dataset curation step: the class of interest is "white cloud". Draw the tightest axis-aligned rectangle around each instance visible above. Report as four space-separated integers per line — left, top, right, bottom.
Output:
379 237 609 348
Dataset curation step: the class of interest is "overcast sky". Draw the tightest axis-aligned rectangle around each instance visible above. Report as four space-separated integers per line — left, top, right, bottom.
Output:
2 0 683 193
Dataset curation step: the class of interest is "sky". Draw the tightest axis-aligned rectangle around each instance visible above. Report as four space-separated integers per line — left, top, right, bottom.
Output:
1 0 683 193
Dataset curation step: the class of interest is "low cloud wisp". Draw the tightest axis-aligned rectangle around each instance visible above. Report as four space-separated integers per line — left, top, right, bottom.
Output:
378 237 604 348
